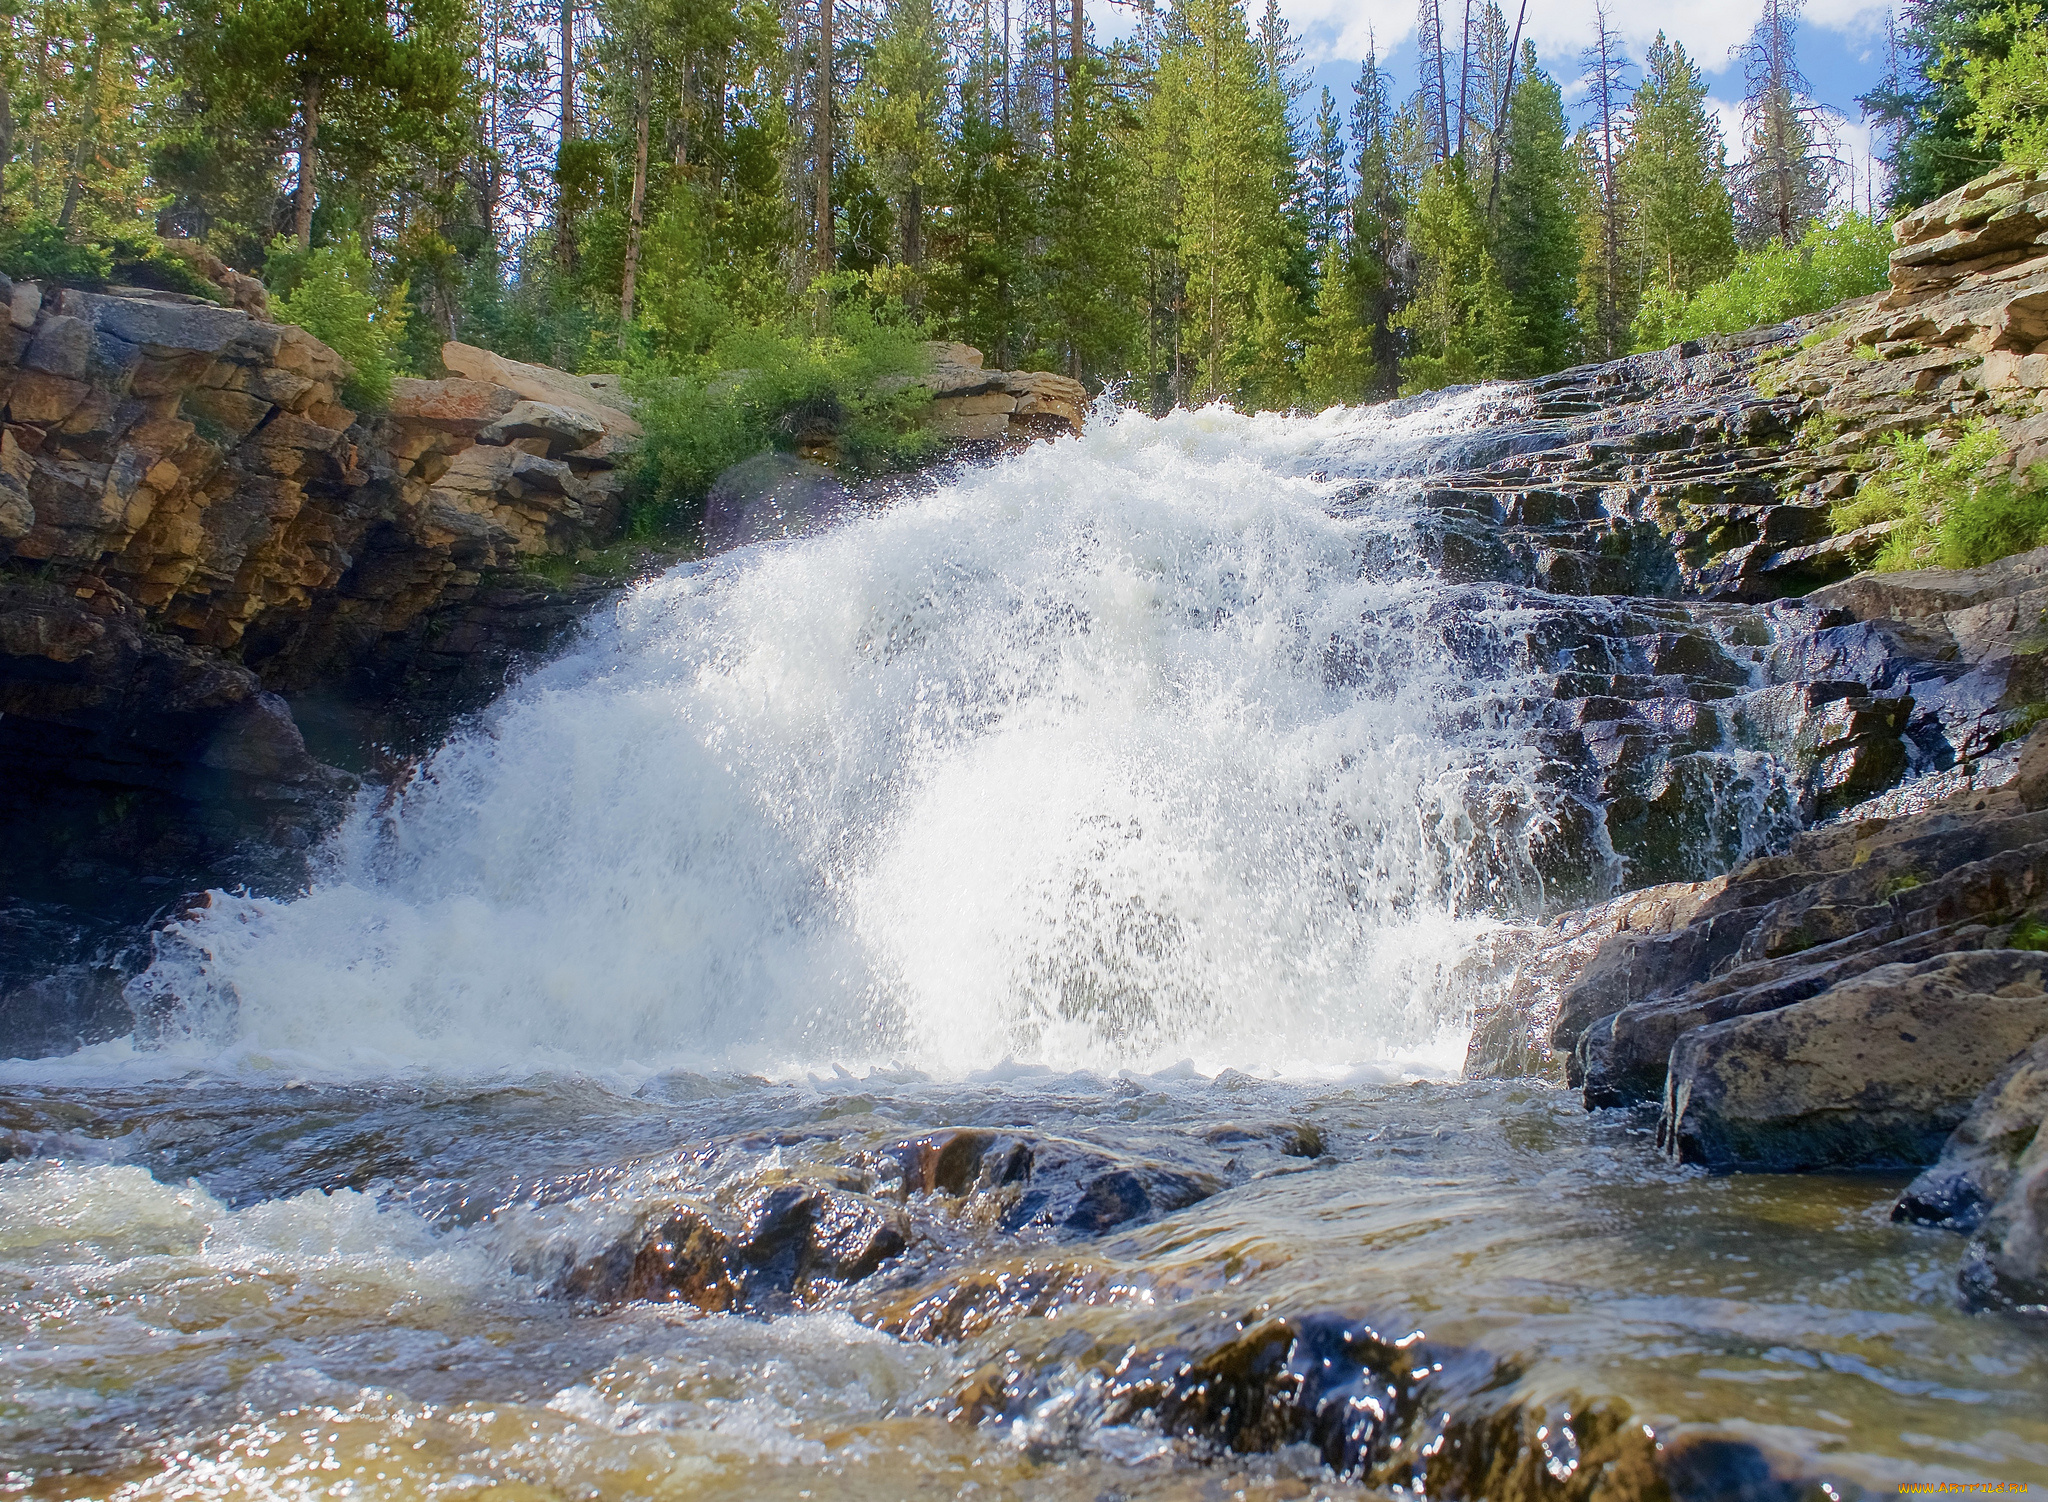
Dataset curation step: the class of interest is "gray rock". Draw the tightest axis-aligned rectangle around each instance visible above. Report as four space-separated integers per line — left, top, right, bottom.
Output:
476 399 606 454
1959 1125 2048 1310
1585 917 2006 1108
1896 1034 2048 1229
703 452 852 553
24 315 90 378
89 295 251 354
1807 543 2048 623
1659 949 2048 1170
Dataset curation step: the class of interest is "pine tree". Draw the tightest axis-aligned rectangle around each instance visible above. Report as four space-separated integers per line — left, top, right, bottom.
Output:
1304 87 1347 274
1416 0 1451 164
1618 32 1737 306
850 0 948 288
1348 37 1409 397
1395 154 1514 391
1493 44 1582 375
174 0 469 250
1575 1 1632 358
1153 0 1289 400
1860 0 2015 207
1731 0 1836 248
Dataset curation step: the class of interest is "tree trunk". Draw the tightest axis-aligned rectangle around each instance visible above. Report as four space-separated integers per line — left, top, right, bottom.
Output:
1485 3 1526 216
1431 0 1450 163
558 0 578 272
1455 0 1471 158
1069 0 1082 128
620 67 650 343
292 76 321 249
815 0 834 280
57 21 109 230
0 66 14 212
903 182 922 271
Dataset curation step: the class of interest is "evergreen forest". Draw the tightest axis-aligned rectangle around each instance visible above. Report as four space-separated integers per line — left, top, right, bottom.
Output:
4 0 2045 509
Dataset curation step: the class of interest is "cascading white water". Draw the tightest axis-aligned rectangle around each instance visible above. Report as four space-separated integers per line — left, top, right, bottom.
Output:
128 392 1568 1079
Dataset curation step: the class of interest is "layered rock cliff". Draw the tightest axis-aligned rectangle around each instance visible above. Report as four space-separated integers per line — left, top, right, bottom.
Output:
1459 164 2048 1310
0 285 645 1050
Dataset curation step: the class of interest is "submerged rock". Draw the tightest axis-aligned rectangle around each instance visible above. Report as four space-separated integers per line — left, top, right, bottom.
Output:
885 1127 1229 1236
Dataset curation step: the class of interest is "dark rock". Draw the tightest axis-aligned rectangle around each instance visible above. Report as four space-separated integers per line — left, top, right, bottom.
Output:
1959 1128 2048 1311
1658 949 2048 1170
1896 1034 2048 1229
886 1127 1225 1236
24 315 90 379
704 452 854 552
565 1185 909 1312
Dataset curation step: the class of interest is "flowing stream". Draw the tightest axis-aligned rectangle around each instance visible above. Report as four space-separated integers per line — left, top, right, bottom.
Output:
3 396 2044 1497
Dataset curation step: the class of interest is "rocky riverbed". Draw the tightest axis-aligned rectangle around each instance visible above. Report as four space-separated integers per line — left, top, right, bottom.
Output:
3 167 2048 1498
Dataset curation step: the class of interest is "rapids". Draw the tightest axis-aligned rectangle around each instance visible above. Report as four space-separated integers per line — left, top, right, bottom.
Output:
3 394 2044 1497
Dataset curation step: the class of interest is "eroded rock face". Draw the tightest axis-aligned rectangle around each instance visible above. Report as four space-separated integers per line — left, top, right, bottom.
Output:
913 343 1088 441
0 300 645 1051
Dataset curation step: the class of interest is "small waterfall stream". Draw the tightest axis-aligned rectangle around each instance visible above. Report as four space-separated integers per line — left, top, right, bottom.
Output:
130 390 1628 1079
5 395 2042 1499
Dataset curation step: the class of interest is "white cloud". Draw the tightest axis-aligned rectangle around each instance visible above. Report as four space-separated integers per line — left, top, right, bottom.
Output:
1709 95 1748 156
1832 115 1892 211
1283 0 1898 77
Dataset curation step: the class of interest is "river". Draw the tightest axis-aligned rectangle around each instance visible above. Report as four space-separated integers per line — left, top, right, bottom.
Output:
4 395 2044 1497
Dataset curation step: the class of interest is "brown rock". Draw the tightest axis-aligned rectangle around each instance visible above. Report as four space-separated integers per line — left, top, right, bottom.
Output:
8 369 91 425
1896 1034 2048 1229
1659 949 2048 1170
439 342 640 438
181 387 272 443
387 376 522 434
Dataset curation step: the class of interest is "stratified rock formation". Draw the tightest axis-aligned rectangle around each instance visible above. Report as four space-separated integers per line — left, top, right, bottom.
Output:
1453 162 2048 1309
915 342 1089 441
0 294 639 1050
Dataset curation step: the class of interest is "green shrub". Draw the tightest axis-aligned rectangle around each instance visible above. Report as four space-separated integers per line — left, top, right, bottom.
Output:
0 218 225 301
265 239 410 408
1631 213 1894 350
625 297 941 537
1832 418 2048 569
0 219 115 284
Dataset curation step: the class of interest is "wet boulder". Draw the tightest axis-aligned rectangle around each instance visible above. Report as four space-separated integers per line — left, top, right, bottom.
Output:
563 1184 909 1313
703 452 854 553
1896 1034 2048 1229
885 1127 1226 1236
1959 1122 2048 1311
1105 1314 1435 1476
1658 949 2048 1170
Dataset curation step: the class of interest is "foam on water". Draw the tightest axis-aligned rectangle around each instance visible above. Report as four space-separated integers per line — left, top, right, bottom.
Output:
122 392 1559 1080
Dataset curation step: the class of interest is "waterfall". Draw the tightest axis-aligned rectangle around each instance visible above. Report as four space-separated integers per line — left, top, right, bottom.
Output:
125 392 1590 1080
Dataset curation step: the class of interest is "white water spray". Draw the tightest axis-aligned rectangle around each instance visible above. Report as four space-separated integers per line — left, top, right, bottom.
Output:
130 393 1565 1078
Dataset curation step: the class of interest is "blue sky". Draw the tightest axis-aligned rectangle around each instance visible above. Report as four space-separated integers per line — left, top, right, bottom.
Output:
1116 0 1902 201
